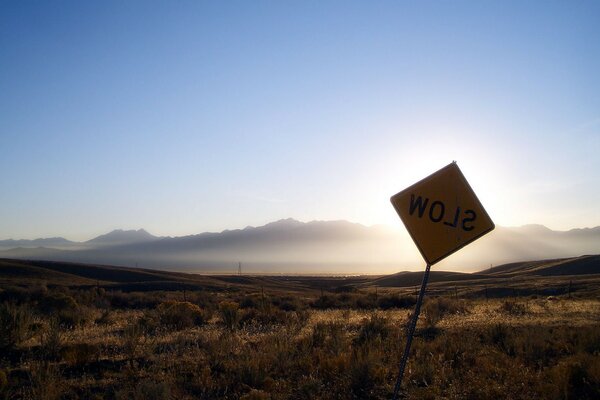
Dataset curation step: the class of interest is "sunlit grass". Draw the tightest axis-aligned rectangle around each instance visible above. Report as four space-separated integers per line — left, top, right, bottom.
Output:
1 286 599 399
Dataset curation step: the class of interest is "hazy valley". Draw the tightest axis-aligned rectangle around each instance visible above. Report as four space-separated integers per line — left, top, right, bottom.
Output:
2 219 600 274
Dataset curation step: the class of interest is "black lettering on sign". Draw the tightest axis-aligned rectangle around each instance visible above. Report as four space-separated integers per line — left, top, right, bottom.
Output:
409 194 428 218
462 210 476 231
444 206 461 228
429 201 445 222
408 195 476 232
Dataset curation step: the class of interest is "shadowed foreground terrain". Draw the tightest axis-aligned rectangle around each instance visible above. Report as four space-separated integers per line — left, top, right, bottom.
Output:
1 257 599 399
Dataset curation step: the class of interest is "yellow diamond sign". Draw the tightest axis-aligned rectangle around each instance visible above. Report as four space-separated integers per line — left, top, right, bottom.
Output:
390 162 494 265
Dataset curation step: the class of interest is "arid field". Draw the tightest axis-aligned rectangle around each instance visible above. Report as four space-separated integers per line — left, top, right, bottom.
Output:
1 257 599 399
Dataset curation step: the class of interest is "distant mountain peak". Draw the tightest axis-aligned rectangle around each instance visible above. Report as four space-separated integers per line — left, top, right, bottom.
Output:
264 218 304 228
86 229 157 245
521 224 552 231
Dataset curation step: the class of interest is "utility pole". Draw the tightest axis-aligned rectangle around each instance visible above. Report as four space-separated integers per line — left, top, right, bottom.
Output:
238 262 242 276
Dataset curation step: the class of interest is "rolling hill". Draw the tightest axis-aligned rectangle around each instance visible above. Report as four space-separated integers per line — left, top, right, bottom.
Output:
1 255 598 295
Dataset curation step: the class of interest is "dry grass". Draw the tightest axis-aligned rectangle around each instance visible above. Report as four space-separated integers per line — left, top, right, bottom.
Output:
1 285 599 399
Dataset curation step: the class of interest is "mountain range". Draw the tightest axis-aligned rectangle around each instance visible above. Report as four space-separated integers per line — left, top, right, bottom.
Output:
1 219 599 274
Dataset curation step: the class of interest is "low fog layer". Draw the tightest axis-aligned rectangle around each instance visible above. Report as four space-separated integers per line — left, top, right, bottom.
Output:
1 219 599 274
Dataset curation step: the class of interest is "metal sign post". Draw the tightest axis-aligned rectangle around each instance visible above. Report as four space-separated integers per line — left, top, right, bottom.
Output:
389 162 495 398
392 263 431 400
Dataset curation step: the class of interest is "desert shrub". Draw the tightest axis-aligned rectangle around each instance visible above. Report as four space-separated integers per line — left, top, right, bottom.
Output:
62 342 101 366
123 320 145 367
503 327 555 369
133 379 171 400
28 362 63 400
240 307 269 327
272 296 303 312
499 300 528 315
548 355 600 399
353 295 376 309
106 291 161 309
72 287 110 309
377 293 416 310
0 286 31 304
408 350 437 389
136 310 162 336
39 317 62 360
95 309 114 325
38 293 78 315
294 375 322 399
58 307 92 328
237 353 272 390
311 322 347 354
219 301 240 331
578 325 600 354
350 348 386 398
0 302 34 350
311 295 339 309
37 293 91 328
240 295 262 309
423 297 469 327
286 309 310 333
437 330 476 370
487 323 513 354
157 301 208 330
355 313 391 345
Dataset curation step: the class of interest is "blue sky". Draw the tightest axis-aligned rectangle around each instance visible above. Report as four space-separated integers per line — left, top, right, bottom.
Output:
1 1 599 240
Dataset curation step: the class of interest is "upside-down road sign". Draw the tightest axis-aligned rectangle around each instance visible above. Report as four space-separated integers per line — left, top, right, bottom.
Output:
390 162 495 265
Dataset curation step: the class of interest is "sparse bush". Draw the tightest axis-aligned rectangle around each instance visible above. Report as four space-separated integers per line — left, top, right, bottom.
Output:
219 301 240 331
123 320 145 367
28 362 63 400
311 295 338 309
552 355 600 399
157 300 208 330
62 342 101 366
237 353 271 390
57 306 92 328
0 286 32 304
423 297 469 327
95 309 114 325
240 307 310 334
38 293 78 314
499 300 528 315
294 375 322 399
0 302 34 350
240 295 261 309
133 379 171 400
408 350 437 389
311 322 346 354
286 310 310 333
355 313 391 345
107 290 161 309
350 348 386 398
487 323 513 354
273 296 303 312
38 292 91 328
355 293 378 309
377 293 416 310
39 317 62 360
